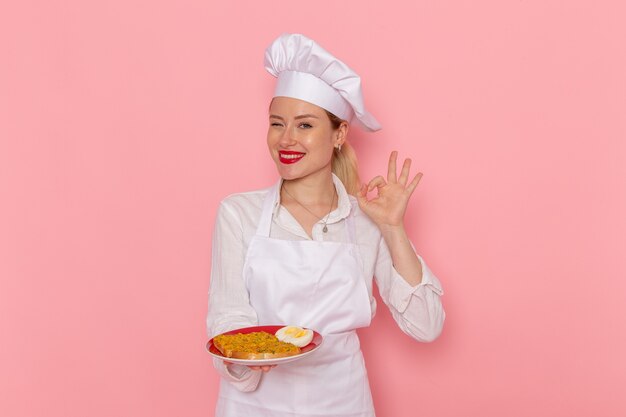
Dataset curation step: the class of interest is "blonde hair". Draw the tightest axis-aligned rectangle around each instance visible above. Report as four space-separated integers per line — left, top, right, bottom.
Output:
325 110 361 195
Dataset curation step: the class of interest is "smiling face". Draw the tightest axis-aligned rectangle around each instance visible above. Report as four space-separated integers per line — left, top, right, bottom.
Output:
267 97 344 181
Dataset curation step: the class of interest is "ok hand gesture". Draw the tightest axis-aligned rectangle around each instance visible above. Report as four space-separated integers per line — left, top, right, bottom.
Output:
356 151 423 230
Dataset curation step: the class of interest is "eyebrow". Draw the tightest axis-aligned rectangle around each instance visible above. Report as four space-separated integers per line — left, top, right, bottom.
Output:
269 114 320 120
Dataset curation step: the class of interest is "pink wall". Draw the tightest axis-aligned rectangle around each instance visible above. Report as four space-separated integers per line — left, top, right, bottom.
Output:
1 1 625 416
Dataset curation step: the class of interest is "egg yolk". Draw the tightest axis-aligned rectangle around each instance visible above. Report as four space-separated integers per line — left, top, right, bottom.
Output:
275 326 314 347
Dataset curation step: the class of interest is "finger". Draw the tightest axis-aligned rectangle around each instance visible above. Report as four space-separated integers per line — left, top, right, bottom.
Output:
387 151 398 183
406 172 423 195
398 158 412 186
367 176 386 192
248 365 275 372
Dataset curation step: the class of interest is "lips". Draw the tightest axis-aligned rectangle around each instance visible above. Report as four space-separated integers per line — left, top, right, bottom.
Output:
278 150 305 164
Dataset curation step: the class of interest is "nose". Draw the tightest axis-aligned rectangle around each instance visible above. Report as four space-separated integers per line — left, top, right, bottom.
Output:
278 124 297 147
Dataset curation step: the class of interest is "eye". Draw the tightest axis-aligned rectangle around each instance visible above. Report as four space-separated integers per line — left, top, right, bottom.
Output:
270 122 283 127
299 123 313 129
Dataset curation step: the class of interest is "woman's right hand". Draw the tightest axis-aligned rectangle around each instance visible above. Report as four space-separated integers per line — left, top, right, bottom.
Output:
223 360 276 373
249 364 276 373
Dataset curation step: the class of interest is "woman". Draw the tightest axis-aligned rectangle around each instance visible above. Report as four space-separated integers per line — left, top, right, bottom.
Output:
206 33 445 417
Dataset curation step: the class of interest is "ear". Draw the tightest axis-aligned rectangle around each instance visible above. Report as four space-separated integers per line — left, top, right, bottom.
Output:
334 121 349 147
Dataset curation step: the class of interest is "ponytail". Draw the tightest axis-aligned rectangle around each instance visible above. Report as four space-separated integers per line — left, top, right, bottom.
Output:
325 110 361 195
332 141 360 195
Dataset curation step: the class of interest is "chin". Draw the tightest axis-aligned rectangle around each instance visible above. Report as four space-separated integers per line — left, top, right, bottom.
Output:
276 169 302 181
273 161 300 180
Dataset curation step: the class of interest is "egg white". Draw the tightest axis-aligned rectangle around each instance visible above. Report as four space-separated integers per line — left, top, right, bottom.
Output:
275 326 314 347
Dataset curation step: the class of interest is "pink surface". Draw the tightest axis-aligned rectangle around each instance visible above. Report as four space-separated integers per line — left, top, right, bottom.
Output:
1 1 625 416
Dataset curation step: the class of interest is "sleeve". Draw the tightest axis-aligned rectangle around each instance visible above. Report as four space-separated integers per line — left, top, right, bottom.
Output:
206 200 262 392
374 236 445 342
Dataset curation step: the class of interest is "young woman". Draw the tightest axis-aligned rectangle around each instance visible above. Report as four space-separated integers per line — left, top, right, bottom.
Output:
206 33 445 417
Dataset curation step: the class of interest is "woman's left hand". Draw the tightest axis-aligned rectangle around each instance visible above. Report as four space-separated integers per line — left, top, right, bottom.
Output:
356 151 423 230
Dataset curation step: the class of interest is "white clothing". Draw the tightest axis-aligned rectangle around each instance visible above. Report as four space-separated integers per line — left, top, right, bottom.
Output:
264 33 382 132
206 174 445 393
217 183 375 416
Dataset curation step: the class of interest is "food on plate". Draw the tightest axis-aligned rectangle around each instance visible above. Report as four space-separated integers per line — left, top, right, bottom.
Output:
275 326 314 347
213 331 301 359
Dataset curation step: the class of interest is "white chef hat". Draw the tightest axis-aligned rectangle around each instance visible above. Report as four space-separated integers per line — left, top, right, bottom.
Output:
264 33 381 132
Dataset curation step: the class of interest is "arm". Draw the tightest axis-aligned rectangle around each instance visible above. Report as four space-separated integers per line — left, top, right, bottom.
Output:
357 151 445 341
206 200 262 391
379 224 423 286
374 235 445 342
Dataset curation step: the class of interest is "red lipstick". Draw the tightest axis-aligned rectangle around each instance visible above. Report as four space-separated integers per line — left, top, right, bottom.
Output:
279 150 305 164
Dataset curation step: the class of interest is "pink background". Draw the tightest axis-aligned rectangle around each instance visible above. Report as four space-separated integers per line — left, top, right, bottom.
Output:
1 1 625 416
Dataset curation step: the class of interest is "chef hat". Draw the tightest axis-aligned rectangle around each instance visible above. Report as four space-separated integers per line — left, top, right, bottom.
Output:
264 33 381 132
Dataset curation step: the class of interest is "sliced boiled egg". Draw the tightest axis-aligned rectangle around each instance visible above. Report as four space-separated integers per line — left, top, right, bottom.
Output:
275 326 314 347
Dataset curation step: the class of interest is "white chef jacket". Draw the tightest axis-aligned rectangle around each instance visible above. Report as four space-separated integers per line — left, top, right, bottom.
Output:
206 174 445 392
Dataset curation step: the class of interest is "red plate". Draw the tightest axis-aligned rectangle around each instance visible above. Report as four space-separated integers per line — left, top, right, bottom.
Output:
206 325 323 366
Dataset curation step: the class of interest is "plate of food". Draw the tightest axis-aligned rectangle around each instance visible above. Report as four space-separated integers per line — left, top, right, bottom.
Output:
206 325 323 366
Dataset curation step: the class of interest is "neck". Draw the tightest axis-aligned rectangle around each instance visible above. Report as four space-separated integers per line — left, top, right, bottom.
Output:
282 170 335 205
